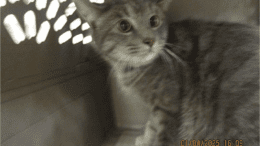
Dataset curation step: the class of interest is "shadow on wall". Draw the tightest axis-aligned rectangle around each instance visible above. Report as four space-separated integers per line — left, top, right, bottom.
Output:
1 0 115 145
1 46 115 146
55 57 114 146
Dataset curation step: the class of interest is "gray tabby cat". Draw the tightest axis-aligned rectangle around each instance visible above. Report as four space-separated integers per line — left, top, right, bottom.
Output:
72 0 259 145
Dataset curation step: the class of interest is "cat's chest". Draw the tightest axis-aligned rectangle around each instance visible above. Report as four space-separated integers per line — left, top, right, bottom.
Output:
113 69 141 100
114 65 182 111
114 65 156 88
114 68 142 90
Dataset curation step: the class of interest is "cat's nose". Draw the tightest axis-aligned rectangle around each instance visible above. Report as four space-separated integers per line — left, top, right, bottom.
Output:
143 38 155 47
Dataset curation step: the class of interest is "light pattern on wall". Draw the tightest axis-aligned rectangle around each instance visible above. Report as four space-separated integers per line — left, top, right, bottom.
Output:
2 0 96 45
0 0 7 7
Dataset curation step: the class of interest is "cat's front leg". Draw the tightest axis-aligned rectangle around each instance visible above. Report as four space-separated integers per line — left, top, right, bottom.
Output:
151 106 179 146
136 106 178 146
135 120 157 146
151 108 171 146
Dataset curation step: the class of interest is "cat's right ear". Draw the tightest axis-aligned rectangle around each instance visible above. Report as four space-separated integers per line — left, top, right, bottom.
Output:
71 0 111 27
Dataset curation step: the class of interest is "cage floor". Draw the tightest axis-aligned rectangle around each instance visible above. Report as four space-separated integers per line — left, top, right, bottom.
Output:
102 128 143 146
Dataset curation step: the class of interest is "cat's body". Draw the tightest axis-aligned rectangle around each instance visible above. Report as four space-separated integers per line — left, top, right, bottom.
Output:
117 20 259 146
72 0 259 145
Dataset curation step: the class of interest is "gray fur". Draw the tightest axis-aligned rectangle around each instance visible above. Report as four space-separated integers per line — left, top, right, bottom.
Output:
72 0 259 145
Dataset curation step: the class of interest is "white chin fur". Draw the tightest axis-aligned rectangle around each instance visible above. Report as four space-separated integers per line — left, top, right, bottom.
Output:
130 52 158 67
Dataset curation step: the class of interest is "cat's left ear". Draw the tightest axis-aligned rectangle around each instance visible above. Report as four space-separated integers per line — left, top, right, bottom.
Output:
155 0 172 12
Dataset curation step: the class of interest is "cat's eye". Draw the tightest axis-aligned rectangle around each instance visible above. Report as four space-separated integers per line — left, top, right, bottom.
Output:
150 15 160 28
118 20 132 33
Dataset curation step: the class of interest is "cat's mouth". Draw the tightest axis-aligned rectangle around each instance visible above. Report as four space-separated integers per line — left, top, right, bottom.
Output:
128 45 156 54
107 50 156 67
123 45 163 67
107 44 162 67
128 48 139 54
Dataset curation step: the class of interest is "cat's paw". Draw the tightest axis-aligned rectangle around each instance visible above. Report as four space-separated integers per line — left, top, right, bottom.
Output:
135 120 158 146
135 135 150 146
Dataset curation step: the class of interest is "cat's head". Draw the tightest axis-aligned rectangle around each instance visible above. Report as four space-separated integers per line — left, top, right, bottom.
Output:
72 0 172 67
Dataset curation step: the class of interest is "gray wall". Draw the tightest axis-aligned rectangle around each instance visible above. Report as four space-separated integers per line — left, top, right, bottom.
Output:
167 0 258 25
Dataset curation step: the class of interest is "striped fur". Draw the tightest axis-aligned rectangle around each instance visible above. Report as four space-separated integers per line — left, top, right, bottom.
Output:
72 0 259 145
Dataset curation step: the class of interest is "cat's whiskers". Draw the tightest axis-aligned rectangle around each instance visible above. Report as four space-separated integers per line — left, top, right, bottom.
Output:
164 47 186 67
165 43 182 49
129 64 152 87
155 44 174 72
160 50 174 73
118 48 133 72
106 58 122 83
157 45 169 63
159 51 168 65
120 57 138 84
125 58 132 72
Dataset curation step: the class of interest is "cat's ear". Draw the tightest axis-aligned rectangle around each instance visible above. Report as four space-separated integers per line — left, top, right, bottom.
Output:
71 0 111 26
156 0 172 12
